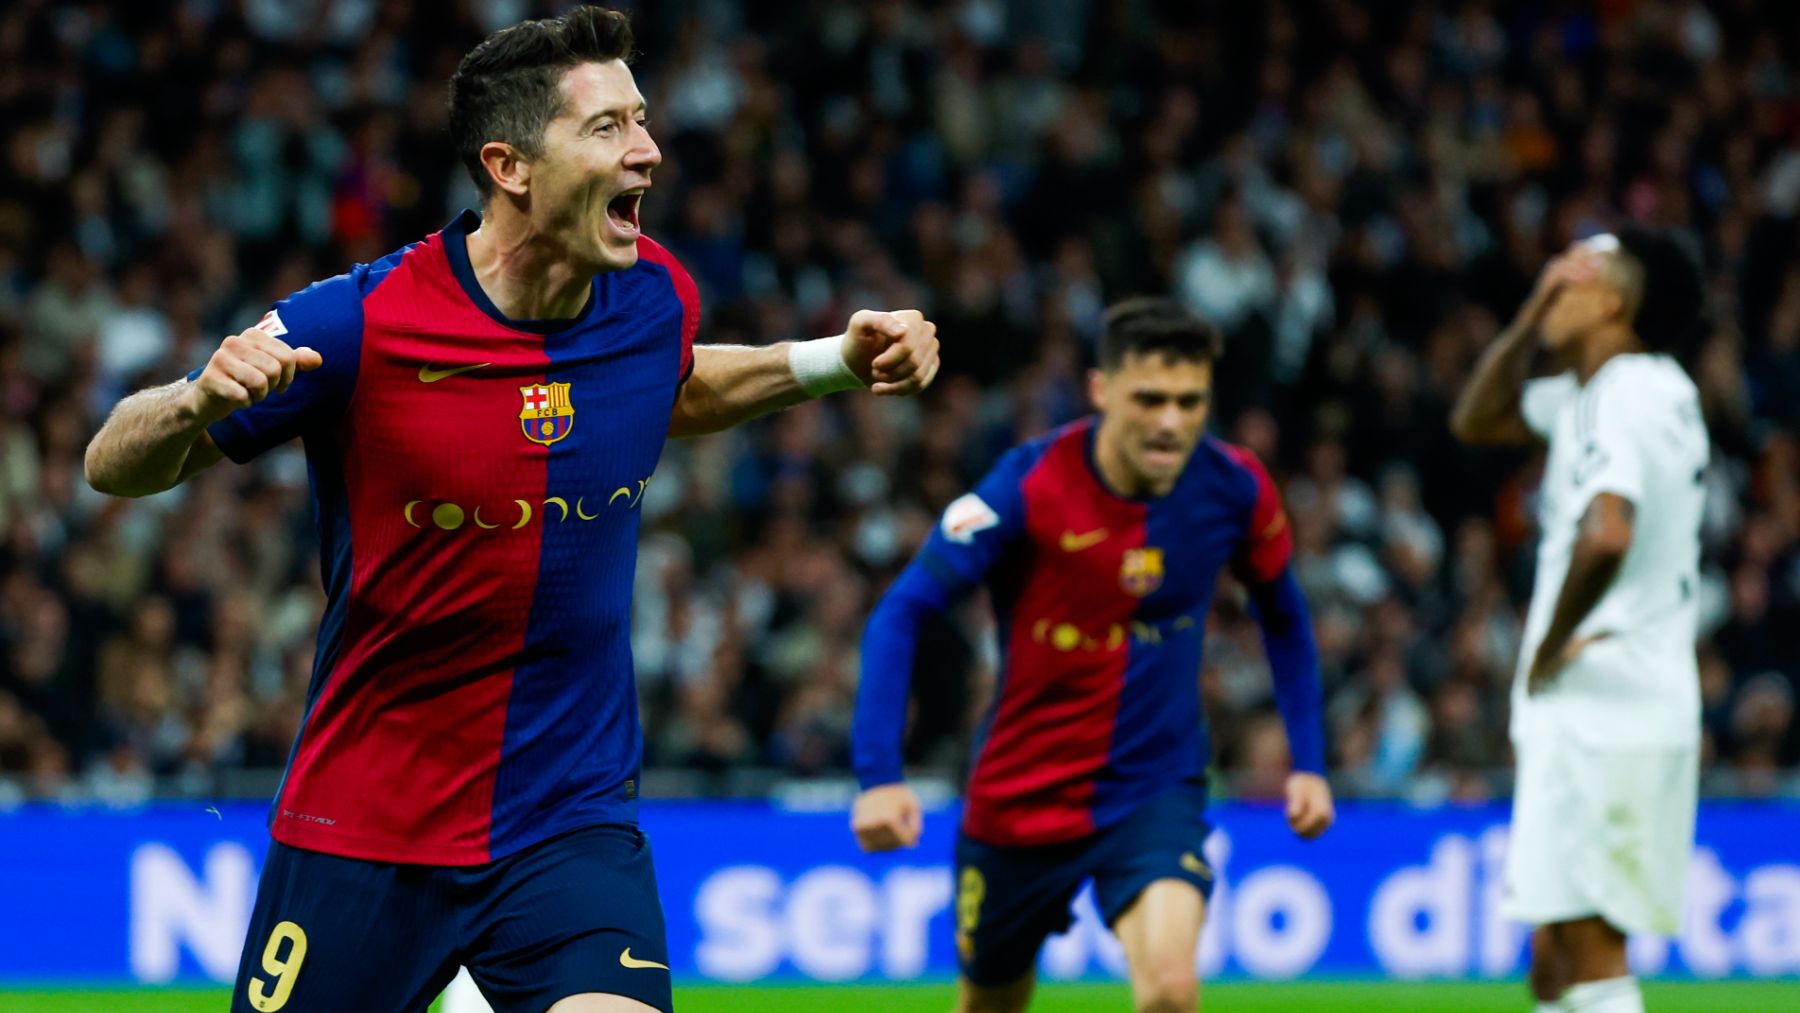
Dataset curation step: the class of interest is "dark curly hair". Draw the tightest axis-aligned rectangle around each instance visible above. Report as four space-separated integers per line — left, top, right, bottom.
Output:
1615 224 1708 364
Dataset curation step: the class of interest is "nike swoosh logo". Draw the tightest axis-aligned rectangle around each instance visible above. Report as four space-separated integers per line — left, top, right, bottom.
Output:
1059 528 1109 553
1180 852 1214 881
619 948 668 971
418 362 491 383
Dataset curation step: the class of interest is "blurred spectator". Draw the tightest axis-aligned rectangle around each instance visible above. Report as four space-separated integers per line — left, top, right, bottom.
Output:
0 0 1794 806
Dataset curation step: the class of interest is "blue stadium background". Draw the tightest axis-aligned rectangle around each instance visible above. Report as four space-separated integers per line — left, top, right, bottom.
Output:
7 801 1800 984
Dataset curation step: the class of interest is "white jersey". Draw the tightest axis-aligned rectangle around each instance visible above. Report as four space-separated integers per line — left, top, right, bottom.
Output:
1514 353 1708 749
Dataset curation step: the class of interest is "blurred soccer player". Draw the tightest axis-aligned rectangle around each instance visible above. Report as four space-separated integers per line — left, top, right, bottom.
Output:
1452 227 1708 1013
82 8 938 1013
850 299 1332 1013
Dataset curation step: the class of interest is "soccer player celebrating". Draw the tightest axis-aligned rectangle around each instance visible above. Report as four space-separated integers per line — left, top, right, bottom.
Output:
1452 227 1707 1013
850 299 1332 1013
82 9 938 1013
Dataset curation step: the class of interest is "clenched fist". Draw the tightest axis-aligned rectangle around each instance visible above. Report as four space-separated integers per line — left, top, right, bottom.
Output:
1285 772 1336 840
851 782 924 852
187 322 323 425
842 309 941 396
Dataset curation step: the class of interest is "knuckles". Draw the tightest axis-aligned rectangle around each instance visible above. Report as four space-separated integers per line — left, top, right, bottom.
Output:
220 329 295 368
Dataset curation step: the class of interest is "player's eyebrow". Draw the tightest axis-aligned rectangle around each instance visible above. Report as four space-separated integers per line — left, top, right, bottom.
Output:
580 102 648 130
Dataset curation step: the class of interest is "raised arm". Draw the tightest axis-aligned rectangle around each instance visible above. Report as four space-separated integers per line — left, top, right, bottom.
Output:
1450 251 1597 446
668 309 940 437
85 325 321 497
88 272 363 497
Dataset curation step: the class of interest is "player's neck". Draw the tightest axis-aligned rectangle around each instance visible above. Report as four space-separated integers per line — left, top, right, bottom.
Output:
464 209 594 322
1571 324 1641 385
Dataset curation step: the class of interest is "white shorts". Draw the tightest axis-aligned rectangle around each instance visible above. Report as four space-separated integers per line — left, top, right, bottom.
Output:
1501 735 1698 936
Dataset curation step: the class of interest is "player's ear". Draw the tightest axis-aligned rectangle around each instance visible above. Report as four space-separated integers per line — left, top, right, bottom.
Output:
1604 285 1631 325
1087 368 1108 413
480 141 531 199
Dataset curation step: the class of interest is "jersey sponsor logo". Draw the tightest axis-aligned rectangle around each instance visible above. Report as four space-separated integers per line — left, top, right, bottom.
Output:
1031 618 1127 653
619 948 668 971
1119 546 1165 597
607 478 651 510
254 310 287 337
941 493 999 544
520 381 575 445
418 361 490 383
1027 615 1197 653
399 476 652 532
1058 527 1110 553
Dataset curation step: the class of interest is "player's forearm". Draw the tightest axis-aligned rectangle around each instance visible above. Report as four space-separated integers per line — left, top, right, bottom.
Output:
1249 570 1328 773
852 564 950 788
1449 320 1539 445
84 380 221 497
668 344 806 437
668 340 863 437
1537 500 1633 658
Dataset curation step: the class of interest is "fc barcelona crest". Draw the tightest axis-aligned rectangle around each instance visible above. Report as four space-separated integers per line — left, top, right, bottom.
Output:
1119 546 1165 597
519 382 575 445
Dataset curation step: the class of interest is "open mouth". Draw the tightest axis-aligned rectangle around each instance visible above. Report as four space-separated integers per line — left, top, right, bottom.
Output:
604 189 643 240
1142 439 1185 465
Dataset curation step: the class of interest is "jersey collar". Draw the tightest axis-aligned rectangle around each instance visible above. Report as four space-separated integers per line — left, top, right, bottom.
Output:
440 209 601 335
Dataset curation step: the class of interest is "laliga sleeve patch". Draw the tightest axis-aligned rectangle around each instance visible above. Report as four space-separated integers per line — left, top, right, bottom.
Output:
941 493 1000 544
255 310 288 337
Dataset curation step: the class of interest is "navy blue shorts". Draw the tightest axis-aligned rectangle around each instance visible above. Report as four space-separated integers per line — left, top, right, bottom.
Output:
953 782 1216 987
229 823 671 1013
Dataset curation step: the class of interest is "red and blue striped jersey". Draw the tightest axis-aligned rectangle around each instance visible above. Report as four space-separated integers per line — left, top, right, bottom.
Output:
203 211 697 864
855 418 1324 847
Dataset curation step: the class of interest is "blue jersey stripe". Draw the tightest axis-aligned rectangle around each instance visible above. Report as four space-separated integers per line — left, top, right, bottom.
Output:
486 258 685 855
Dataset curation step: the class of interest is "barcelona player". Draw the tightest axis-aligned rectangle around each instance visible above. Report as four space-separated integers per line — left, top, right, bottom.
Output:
82 8 938 1013
851 299 1330 1013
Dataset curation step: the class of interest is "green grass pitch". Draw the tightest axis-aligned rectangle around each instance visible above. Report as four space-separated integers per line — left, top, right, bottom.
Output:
2 981 1796 1012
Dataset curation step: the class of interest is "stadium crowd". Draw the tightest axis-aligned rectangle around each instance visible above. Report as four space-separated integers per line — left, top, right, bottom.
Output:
1 0 1797 807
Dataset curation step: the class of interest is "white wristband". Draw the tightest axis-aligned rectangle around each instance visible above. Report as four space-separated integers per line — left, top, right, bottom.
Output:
788 334 865 397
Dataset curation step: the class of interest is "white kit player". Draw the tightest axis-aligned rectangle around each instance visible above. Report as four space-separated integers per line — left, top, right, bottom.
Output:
1451 226 1709 1013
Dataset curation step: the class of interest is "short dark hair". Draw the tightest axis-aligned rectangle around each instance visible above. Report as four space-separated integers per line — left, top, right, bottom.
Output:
1615 224 1707 362
1098 297 1224 370
448 6 635 200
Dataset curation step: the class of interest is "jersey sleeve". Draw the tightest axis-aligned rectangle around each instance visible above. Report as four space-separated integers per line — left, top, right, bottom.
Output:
1569 372 1652 507
1520 372 1579 441
194 270 367 463
635 236 699 386
915 444 1036 594
1218 441 1326 773
1218 443 1293 585
852 444 1036 788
